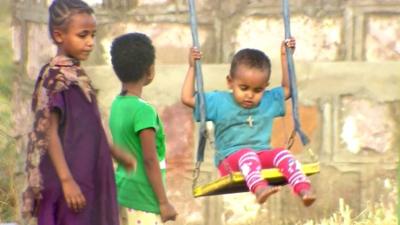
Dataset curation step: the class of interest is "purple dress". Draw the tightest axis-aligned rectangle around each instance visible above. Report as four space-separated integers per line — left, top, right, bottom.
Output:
28 57 120 225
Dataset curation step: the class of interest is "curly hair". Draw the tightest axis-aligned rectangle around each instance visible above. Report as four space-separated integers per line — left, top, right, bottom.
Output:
110 33 155 83
229 48 271 77
48 0 94 41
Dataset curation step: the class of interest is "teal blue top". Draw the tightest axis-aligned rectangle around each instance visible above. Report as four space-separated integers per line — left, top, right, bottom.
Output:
195 87 285 165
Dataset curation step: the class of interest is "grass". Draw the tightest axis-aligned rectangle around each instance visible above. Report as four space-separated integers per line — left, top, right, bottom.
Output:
299 198 397 225
0 0 19 223
232 181 397 225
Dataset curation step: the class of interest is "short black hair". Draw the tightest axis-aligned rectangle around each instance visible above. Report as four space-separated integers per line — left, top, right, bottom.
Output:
48 0 94 42
110 33 155 83
229 48 271 77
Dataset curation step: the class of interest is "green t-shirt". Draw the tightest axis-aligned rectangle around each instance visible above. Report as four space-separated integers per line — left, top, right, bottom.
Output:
109 95 166 214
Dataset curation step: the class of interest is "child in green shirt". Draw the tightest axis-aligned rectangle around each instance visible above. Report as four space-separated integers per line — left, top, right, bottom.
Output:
109 33 177 224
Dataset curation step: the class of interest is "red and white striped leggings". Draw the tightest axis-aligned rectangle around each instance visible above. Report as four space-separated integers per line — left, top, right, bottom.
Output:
218 148 310 195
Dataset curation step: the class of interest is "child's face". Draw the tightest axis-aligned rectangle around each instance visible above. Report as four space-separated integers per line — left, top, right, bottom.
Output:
227 64 270 109
54 13 96 61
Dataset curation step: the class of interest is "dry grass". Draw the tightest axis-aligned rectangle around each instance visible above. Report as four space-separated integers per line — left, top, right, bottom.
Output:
230 180 398 225
0 0 19 223
298 199 397 225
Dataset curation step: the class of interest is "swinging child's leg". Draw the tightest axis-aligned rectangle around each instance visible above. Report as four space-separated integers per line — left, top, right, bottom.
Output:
218 148 279 204
258 148 316 206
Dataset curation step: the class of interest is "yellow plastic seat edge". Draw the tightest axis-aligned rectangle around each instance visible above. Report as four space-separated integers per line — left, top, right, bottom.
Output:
193 162 320 197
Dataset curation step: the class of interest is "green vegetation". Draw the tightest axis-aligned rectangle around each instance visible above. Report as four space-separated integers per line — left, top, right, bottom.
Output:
0 0 19 222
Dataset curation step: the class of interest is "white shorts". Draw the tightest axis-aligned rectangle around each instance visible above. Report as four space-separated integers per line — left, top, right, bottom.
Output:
120 207 163 225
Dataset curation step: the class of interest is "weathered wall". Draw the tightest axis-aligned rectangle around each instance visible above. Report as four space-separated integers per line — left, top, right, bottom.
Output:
86 62 399 225
11 0 399 224
13 0 400 76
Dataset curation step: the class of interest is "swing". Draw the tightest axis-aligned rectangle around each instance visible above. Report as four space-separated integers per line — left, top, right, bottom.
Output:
188 0 320 198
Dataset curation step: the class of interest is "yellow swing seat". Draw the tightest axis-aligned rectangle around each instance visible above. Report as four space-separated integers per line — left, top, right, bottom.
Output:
193 162 320 197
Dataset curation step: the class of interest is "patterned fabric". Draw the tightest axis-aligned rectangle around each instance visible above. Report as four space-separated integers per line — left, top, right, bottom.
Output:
218 148 311 194
120 207 163 225
237 150 266 193
22 55 95 218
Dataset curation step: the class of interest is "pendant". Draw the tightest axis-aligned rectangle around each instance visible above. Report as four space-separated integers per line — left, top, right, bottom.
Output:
246 115 254 127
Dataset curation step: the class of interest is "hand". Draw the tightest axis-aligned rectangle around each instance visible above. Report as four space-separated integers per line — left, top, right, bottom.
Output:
281 37 296 55
188 47 202 67
159 201 178 223
111 146 137 172
118 150 137 172
61 178 86 213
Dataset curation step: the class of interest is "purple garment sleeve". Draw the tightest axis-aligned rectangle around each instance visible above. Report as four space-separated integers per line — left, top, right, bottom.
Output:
48 92 65 124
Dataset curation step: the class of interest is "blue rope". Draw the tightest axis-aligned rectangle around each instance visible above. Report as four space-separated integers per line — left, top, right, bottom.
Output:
282 0 310 146
188 0 207 162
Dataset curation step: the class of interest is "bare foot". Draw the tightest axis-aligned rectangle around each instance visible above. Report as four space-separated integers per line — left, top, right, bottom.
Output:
254 186 280 204
299 189 316 207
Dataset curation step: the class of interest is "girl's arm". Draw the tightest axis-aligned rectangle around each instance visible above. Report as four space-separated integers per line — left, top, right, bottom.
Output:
47 111 86 212
181 47 201 108
281 38 295 100
104 123 136 171
139 128 177 222
110 145 136 171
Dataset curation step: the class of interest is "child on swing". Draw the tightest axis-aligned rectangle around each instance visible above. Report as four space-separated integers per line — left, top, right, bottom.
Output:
109 33 178 224
181 38 316 206
22 0 135 224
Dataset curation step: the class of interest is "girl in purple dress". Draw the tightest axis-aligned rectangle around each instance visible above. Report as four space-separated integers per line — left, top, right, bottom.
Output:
22 1 135 224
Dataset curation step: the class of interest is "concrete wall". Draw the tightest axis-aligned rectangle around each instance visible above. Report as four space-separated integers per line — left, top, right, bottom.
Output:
85 61 399 224
11 0 399 224
12 0 400 77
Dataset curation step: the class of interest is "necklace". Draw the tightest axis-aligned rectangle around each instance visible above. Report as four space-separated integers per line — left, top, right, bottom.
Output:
246 115 254 127
239 107 256 127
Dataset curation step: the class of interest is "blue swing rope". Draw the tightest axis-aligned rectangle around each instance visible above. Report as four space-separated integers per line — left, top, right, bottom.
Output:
188 0 207 169
282 0 310 146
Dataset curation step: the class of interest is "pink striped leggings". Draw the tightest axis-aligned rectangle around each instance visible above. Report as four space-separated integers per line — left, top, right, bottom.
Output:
218 148 310 195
